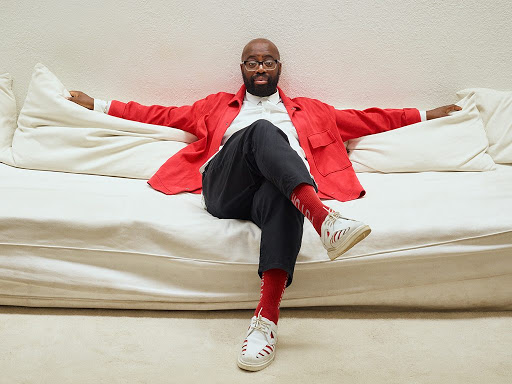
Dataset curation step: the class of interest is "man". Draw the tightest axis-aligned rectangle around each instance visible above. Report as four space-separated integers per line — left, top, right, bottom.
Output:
69 38 461 371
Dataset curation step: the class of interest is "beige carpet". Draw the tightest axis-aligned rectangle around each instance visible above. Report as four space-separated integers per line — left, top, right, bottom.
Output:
0 307 511 384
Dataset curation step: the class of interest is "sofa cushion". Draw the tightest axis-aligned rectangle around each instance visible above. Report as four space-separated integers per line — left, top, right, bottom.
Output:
13 63 196 179
457 88 512 164
347 93 496 173
0 73 17 164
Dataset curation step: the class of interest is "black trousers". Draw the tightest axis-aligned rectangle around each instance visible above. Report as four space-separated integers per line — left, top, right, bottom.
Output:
202 119 316 287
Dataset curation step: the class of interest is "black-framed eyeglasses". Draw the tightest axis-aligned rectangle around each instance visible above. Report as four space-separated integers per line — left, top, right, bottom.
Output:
241 59 280 71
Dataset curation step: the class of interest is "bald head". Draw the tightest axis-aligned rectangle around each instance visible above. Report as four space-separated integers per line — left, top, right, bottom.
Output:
241 38 280 61
240 38 282 97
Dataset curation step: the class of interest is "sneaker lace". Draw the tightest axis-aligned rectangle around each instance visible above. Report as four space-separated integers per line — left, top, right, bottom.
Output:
324 211 343 228
252 308 271 336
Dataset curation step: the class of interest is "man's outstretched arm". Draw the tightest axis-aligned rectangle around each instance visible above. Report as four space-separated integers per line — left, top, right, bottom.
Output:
67 91 205 137
335 104 461 141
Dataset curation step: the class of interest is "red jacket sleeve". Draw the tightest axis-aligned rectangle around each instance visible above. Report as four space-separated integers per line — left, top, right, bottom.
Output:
108 98 207 137
335 107 421 141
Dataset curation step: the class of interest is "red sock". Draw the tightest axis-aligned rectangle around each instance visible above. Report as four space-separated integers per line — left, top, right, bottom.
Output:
254 268 288 324
290 183 331 235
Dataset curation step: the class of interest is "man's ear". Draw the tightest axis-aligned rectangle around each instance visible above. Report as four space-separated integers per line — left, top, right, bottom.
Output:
241 63 248 80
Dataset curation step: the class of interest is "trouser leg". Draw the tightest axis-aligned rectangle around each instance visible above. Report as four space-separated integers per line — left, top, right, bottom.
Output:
250 180 304 287
201 119 315 286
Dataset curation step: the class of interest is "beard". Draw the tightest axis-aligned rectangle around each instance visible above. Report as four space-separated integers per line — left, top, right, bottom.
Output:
243 72 280 97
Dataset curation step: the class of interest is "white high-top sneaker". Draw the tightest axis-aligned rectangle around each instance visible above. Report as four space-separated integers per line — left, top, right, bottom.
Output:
321 211 371 260
237 309 278 372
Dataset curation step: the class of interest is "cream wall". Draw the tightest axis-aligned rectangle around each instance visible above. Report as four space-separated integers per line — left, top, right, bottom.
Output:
1 0 511 113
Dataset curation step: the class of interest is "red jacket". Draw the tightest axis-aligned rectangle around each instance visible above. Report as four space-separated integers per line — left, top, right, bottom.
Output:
108 85 420 201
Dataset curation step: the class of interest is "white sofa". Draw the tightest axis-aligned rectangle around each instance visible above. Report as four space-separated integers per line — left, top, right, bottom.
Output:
1 65 511 311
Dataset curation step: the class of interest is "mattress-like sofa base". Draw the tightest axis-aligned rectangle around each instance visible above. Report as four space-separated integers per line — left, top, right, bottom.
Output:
1 164 511 310
1 232 510 310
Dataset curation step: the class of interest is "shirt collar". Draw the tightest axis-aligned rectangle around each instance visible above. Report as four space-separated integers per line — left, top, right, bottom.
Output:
245 90 281 106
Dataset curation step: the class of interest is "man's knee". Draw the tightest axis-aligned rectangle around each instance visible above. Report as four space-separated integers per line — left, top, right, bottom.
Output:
251 119 277 130
246 119 289 143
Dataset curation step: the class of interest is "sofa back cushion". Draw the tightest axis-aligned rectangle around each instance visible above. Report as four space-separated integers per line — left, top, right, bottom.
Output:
0 73 16 165
457 88 512 164
347 93 496 173
13 64 196 179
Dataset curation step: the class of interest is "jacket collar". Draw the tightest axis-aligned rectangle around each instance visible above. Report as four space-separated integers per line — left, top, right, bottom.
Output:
278 86 301 113
228 85 246 106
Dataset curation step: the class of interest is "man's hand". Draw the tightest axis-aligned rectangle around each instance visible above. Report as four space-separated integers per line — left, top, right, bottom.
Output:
68 91 94 110
426 104 462 120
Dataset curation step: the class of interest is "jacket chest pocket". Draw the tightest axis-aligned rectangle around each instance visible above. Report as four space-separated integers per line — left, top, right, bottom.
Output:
307 130 351 176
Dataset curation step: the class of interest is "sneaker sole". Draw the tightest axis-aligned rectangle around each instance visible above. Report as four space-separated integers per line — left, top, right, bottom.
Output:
237 354 275 371
327 225 371 260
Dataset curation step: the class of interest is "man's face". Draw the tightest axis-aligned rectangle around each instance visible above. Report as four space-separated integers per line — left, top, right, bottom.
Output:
241 41 281 97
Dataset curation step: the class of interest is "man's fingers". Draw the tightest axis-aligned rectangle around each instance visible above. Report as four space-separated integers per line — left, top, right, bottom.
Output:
68 91 79 100
445 104 462 114
425 104 462 120
68 90 85 99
